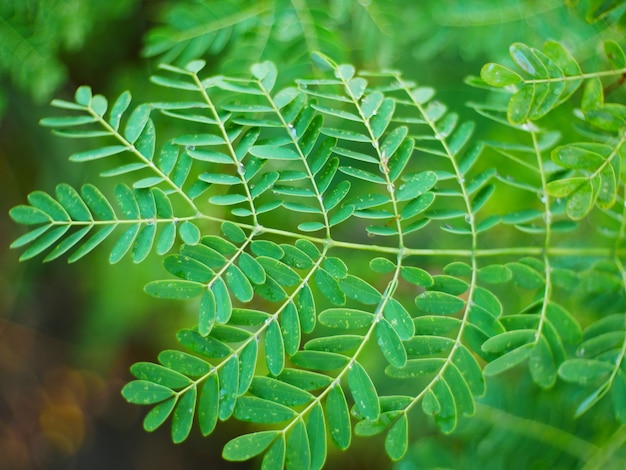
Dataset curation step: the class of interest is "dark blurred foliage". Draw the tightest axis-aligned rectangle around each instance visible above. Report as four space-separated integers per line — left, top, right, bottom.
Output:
2 0 626 468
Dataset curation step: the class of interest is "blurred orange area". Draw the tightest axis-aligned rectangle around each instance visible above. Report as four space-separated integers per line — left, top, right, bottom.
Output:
0 319 107 468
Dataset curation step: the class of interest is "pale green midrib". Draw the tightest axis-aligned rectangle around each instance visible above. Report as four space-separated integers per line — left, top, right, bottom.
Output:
42 218 622 258
254 75 332 236
149 3 271 46
189 71 260 225
522 68 626 85
171 242 332 411
531 129 553 347
394 72 481 419
275 262 404 440
589 132 626 181
85 105 199 214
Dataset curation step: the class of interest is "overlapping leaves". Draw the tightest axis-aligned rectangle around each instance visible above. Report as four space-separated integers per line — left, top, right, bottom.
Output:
10 38 626 469
480 39 626 127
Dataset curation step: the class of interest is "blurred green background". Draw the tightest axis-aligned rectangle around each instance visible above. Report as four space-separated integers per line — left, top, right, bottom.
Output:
1 1 622 468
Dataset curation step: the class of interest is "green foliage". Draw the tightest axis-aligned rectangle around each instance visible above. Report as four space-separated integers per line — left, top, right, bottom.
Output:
0 0 135 112
9 1 626 469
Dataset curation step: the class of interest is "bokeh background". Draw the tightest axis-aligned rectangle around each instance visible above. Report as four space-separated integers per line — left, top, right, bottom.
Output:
1 1 622 468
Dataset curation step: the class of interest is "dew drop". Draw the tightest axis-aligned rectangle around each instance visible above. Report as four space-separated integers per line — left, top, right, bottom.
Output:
464 214 473 224
387 183 395 194
237 163 246 175
543 211 552 224
288 123 297 138
372 140 379 149
186 144 196 152
537 190 546 203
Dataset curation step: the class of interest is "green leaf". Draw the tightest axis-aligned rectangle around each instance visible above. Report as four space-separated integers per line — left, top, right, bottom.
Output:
144 280 205 299
386 358 445 379
546 302 582 344
286 419 311 470
238 252 266 285
109 91 131 130
238 339 257 395
257 256 301 286
481 63 523 86
28 191 69 221
40 115 97 127
305 335 362 353
121 380 174 405
385 414 408 461
280 302 301 356
9 205 52 225
453 346 486 396
416 291 465 314
338 275 381 304
223 431 280 462
507 262 545 289
70 145 127 162
218 355 239 421
143 397 176 432
604 39 626 68
291 350 349 371
383 298 415 340
278 369 332 391
234 396 296 424
507 85 534 124
125 104 153 144
483 344 533 376
171 386 196 443
326 385 351 450
213 278 232 323
198 374 219 436
348 361 380 420
339 166 386 184
558 359 614 384
612 371 626 423
314 270 346 305
376 318 408 368
529 336 557 389
177 329 231 359
482 329 535 354
262 437 286 470
225 265 254 302
296 284 316 334
250 377 313 407
319 308 374 329
266 319 285 376
370 257 396 273
306 403 327 470
431 379 457 433
158 351 211 378
478 264 512 284
130 362 191 389
396 171 437 201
